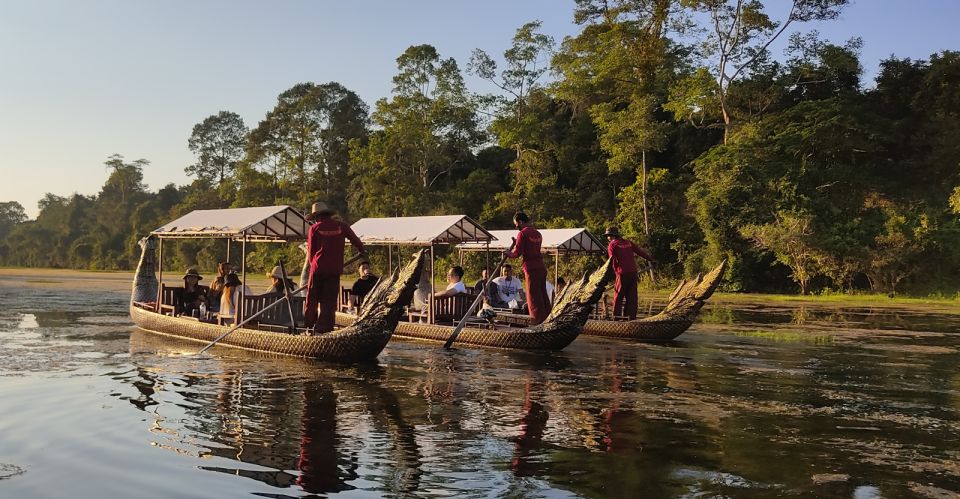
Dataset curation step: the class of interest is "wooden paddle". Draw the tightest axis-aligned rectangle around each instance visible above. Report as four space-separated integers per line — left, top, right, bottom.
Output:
443 238 516 350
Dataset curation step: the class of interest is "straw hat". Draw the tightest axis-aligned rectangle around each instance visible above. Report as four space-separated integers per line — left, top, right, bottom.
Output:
267 266 284 279
182 268 203 280
305 202 334 221
603 227 621 237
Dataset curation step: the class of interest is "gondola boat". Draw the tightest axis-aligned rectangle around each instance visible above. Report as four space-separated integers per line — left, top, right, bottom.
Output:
331 216 614 350
128 206 426 362
458 230 726 341
581 259 726 341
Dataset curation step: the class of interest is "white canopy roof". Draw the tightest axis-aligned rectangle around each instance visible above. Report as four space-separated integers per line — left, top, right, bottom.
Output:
350 215 493 246
457 228 606 254
151 205 310 241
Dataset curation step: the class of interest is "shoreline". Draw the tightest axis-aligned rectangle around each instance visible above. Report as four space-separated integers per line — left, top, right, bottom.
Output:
2 268 957 311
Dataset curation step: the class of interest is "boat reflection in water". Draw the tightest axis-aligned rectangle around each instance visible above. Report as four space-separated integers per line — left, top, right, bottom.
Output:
126 329 421 496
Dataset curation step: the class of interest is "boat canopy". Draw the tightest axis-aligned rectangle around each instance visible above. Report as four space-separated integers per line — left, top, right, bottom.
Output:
351 215 493 246
457 228 606 255
151 205 310 242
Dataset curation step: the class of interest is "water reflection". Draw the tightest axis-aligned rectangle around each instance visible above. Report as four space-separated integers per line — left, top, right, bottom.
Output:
126 330 423 496
2 282 960 497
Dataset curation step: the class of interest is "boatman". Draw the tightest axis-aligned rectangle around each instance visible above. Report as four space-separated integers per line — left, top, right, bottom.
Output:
504 211 551 325
604 227 655 320
304 202 365 334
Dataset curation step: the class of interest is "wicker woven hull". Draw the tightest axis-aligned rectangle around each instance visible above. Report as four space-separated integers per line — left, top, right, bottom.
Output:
131 305 394 361
582 316 695 340
582 259 727 341
336 258 614 351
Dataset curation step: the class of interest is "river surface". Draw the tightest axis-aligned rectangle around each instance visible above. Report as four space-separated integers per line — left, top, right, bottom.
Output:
0 276 958 498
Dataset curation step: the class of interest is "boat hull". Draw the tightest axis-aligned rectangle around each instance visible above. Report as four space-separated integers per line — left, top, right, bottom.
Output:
132 306 393 362
581 317 695 341
334 313 581 350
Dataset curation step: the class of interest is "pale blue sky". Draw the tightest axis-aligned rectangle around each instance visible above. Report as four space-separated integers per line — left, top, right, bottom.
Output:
1 0 957 219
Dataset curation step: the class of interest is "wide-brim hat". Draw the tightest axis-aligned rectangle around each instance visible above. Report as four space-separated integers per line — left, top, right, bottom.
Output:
603 227 621 237
182 268 203 280
305 202 334 221
267 266 284 279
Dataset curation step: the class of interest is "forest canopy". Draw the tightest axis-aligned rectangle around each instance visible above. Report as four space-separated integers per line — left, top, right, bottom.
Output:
2 1 958 296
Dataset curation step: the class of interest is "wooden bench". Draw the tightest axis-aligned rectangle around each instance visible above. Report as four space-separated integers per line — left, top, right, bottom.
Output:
338 286 354 313
241 293 306 330
407 293 477 325
158 284 183 316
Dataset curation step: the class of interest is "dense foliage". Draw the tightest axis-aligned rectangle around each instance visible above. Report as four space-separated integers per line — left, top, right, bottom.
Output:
2 1 958 295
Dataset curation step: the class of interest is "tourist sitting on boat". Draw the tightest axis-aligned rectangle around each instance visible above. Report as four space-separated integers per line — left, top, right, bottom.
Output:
434 266 467 298
265 265 297 295
207 262 232 311
554 277 566 302
545 279 555 303
179 268 210 317
491 264 525 310
218 272 247 325
472 268 491 295
411 270 433 312
349 261 379 308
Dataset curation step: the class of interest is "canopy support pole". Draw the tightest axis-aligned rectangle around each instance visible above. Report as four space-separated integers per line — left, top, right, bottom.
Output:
156 237 164 309
429 244 435 325
226 238 230 262
554 253 559 284
388 245 393 273
241 236 247 322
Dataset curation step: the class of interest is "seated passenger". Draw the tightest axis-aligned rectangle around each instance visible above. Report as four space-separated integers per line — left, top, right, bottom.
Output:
434 266 467 298
350 261 379 307
207 262 232 310
491 264 524 309
265 266 296 295
472 268 491 295
179 268 210 316
219 273 245 325
412 270 433 311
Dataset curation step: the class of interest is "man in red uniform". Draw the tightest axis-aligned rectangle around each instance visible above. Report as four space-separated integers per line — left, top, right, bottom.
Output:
304 202 365 334
504 211 551 325
604 227 655 320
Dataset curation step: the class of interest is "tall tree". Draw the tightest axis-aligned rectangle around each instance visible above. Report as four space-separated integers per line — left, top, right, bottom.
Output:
350 45 481 216
670 0 850 143
186 111 248 188
246 82 369 213
553 0 677 260
469 20 555 159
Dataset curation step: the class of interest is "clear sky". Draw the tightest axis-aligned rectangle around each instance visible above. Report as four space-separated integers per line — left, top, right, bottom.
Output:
1 0 957 219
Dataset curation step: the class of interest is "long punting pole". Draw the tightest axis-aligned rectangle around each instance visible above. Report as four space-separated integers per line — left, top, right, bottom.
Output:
198 283 308 354
429 244 435 325
443 237 516 350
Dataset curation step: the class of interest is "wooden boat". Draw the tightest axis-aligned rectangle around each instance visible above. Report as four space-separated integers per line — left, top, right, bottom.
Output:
581 260 727 341
336 258 614 350
128 207 427 362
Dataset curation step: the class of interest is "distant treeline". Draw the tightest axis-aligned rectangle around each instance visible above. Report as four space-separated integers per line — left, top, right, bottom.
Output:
2 0 959 295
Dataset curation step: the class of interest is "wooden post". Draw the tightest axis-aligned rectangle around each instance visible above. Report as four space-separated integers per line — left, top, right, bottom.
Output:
428 244 435 325
156 237 164 308
240 236 247 322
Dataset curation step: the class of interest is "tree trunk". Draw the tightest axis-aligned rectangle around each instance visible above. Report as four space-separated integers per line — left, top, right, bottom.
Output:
641 150 656 286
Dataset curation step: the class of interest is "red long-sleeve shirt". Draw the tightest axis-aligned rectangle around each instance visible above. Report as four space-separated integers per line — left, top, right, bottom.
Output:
505 225 546 272
607 238 653 274
307 217 365 274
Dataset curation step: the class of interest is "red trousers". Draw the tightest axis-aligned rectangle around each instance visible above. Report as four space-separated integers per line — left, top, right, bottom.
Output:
305 271 339 333
524 267 551 325
613 271 639 319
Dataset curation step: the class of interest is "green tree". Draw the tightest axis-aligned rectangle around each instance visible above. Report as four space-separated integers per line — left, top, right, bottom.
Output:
246 82 369 213
469 20 555 159
350 45 482 217
670 0 850 142
186 111 248 189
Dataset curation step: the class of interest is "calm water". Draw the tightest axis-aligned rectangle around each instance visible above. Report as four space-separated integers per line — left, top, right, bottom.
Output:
1 283 959 498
